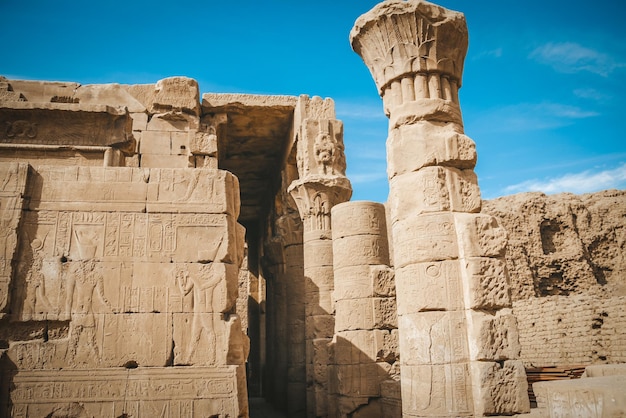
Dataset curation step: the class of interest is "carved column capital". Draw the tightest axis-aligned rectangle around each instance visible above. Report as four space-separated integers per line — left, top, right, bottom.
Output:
350 0 468 124
288 176 352 239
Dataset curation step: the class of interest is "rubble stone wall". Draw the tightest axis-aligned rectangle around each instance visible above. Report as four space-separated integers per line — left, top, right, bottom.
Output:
483 190 626 367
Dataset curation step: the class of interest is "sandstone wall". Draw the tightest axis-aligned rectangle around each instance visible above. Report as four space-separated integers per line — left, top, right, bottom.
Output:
483 190 626 367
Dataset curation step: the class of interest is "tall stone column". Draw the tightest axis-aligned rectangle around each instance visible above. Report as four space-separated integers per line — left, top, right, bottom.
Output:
350 1 530 416
289 96 352 417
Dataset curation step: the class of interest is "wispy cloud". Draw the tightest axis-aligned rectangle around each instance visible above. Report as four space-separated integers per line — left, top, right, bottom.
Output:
573 88 611 103
473 48 503 60
504 163 626 195
529 42 625 77
468 102 599 133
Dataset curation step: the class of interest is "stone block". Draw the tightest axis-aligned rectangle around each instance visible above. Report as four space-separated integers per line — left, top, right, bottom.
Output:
389 168 450 221
171 131 190 156
334 329 387 364
152 76 201 116
585 363 626 377
305 314 334 340
471 360 530 416
5 313 173 369
140 154 192 168
27 166 149 212
7 366 245 418
447 167 481 213
0 162 29 194
395 260 463 314
75 83 146 113
139 130 171 154
146 169 240 217
386 123 476 179
398 311 469 365
400 363 473 417
305 287 334 316
534 376 626 417
190 130 218 156
333 234 390 269
304 239 334 267
334 265 395 300
388 167 480 223
129 111 148 131
147 112 198 132
467 311 521 361
194 155 218 169
333 363 391 397
463 257 512 309
392 213 459 268
164 262 238 314
173 312 234 366
305 265 334 292
455 213 508 258
335 297 397 332
331 201 387 239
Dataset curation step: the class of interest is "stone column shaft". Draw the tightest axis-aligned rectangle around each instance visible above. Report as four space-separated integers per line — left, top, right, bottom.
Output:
351 1 530 416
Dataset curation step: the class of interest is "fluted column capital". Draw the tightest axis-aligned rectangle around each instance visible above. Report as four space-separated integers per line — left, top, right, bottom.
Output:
350 0 468 124
288 176 352 239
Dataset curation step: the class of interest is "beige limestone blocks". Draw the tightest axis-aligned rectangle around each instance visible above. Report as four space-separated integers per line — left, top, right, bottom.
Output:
8 366 248 417
0 163 28 314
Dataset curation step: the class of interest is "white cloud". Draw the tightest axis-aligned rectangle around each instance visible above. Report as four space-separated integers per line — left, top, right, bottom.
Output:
529 42 625 77
473 48 503 60
573 88 611 103
504 163 626 195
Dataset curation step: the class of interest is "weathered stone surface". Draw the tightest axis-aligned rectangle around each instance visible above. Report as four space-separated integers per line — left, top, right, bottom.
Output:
533 375 625 418
471 360 530 415
394 261 464 314
392 213 459 267
7 366 248 417
483 190 626 368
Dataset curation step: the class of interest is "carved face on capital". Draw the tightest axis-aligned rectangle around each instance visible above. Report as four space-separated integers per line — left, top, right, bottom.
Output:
314 133 335 164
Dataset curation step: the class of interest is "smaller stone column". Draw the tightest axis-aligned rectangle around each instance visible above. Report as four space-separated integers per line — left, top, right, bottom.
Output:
288 95 352 418
330 201 399 417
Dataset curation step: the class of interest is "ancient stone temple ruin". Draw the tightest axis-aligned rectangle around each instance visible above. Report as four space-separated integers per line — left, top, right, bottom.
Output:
1 1 625 417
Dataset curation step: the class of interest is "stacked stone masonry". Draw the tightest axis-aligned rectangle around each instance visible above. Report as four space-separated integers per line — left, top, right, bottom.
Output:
1 0 624 417
351 1 529 416
483 190 626 368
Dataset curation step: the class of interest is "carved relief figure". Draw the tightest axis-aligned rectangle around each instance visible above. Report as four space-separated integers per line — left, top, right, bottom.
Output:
176 263 221 364
0 197 18 275
0 163 18 191
5 120 37 139
313 130 336 175
21 240 55 319
65 260 114 364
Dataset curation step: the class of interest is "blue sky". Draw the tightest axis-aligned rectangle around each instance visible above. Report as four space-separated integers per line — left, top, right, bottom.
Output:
2 0 625 202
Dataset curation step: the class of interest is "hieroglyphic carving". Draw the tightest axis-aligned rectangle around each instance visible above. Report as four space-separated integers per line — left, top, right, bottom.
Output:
175 263 221 364
5 121 37 138
6 366 245 417
64 260 114 364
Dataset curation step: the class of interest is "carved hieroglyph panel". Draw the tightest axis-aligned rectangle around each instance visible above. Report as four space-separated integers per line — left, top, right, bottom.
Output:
392 213 459 268
147 168 240 216
401 363 473 416
18 211 236 264
0 162 28 313
6 366 245 418
395 260 464 314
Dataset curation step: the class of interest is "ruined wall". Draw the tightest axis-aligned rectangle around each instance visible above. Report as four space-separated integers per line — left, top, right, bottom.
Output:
0 77 249 417
483 190 626 367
